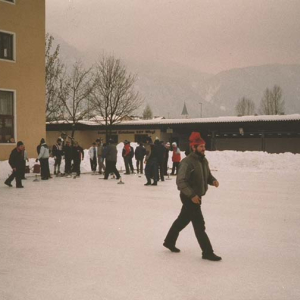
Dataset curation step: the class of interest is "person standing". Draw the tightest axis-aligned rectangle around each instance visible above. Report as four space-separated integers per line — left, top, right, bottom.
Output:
128 142 135 174
157 140 166 181
73 141 84 177
63 140 72 176
144 137 159 186
163 132 222 261
96 139 106 174
171 142 181 175
135 142 146 174
163 142 171 176
104 139 120 180
5 141 25 188
88 142 98 173
38 138 51 180
52 138 64 175
21 145 29 180
122 140 131 174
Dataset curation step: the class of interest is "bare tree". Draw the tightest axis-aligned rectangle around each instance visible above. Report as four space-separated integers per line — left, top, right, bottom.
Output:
260 85 285 115
235 97 255 116
91 55 142 140
143 104 153 119
45 34 64 121
56 61 95 138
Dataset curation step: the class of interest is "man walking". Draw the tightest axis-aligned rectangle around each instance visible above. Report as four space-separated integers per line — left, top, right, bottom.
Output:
5 141 25 188
163 132 222 261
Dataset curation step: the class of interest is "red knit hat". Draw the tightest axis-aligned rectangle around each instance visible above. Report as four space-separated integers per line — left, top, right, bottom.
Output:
189 132 205 147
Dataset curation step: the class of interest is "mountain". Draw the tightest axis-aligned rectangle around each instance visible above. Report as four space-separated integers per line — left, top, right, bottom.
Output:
134 63 300 118
52 36 300 117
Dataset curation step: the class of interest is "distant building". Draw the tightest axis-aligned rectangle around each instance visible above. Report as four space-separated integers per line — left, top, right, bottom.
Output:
46 114 300 154
0 0 46 160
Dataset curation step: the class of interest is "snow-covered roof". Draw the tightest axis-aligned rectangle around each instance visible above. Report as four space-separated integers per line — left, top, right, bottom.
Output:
47 114 300 127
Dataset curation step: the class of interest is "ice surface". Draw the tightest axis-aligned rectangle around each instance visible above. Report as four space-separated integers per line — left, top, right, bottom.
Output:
1 145 300 299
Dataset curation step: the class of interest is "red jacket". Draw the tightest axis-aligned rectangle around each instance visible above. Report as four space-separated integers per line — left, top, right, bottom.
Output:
172 148 181 162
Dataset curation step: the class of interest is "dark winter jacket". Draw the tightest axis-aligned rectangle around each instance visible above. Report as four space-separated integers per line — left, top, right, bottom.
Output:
176 152 216 198
147 143 160 162
156 143 166 163
73 146 84 161
63 145 72 160
52 144 63 158
9 148 25 170
130 146 134 159
135 145 146 160
106 144 117 162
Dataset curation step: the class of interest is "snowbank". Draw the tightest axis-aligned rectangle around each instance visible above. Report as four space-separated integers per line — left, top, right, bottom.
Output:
1 143 299 180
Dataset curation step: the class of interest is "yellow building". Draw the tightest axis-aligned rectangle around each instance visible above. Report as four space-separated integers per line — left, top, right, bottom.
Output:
0 0 46 160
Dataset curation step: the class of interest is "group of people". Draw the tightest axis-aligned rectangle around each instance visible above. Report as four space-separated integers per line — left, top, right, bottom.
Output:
3 132 222 261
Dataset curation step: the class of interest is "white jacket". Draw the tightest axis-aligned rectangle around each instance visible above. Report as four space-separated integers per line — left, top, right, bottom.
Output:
88 146 98 159
38 144 50 159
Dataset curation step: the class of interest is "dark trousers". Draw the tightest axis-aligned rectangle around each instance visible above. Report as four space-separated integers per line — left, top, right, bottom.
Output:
54 156 62 173
164 194 214 255
6 169 22 187
65 158 72 174
171 162 180 175
145 159 158 183
40 158 50 179
136 159 144 174
90 158 97 172
124 156 130 174
104 160 120 179
128 157 134 173
157 161 164 181
73 159 81 176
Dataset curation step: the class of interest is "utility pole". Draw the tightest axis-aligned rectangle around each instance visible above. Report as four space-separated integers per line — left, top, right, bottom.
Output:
199 102 203 118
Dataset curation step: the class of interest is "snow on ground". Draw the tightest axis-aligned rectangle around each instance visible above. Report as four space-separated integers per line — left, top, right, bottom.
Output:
1 145 300 299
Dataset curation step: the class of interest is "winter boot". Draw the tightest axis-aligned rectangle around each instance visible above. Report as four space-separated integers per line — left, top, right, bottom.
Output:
4 180 12 187
163 242 180 253
202 253 222 261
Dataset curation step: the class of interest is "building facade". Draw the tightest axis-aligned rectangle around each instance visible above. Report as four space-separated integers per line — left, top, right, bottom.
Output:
0 0 46 160
46 115 300 154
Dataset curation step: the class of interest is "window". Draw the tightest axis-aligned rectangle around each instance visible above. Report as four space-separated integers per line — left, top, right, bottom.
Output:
0 90 15 143
0 31 14 61
135 134 148 143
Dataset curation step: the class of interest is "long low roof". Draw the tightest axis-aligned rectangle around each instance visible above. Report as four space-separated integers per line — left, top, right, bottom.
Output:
47 114 300 127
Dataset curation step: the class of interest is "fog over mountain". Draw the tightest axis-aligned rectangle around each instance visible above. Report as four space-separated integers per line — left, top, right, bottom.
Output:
47 0 300 117
54 37 300 117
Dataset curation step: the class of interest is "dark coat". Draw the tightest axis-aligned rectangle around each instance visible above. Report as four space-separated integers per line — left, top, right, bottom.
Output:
106 144 117 162
63 145 72 160
156 143 166 163
73 146 84 161
135 145 146 160
52 144 64 158
9 148 24 170
176 152 216 198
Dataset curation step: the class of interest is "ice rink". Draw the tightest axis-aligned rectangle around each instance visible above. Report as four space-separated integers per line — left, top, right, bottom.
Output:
1 159 300 299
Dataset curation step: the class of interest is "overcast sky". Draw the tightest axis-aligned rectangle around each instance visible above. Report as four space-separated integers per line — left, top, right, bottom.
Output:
46 0 300 74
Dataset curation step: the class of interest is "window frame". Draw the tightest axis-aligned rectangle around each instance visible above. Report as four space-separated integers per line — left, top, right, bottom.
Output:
0 30 16 63
0 88 17 145
0 0 16 5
